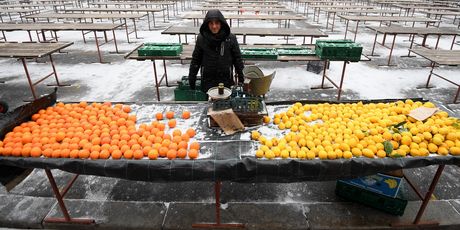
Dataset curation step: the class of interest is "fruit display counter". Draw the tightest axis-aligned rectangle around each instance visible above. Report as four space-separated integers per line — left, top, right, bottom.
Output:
0 91 460 183
1 92 459 226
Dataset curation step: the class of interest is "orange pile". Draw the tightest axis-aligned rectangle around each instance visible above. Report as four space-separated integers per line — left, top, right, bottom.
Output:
0 102 200 160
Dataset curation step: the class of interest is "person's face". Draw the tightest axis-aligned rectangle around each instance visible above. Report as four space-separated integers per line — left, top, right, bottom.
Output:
208 19 221 34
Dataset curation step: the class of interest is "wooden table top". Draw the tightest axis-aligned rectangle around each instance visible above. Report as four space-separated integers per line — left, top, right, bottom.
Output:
410 48 460 65
0 23 124 31
162 26 327 37
0 42 73 58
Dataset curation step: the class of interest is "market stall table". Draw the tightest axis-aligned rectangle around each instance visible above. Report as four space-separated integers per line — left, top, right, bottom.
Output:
24 12 147 43
0 42 73 100
410 48 460 103
0 2 72 12
125 44 356 101
324 9 400 31
191 6 293 14
161 25 328 44
181 13 306 28
366 26 459 66
0 8 41 22
338 15 440 42
393 4 460 17
64 7 166 29
298 3 375 19
0 92 459 227
0 23 124 63
89 1 178 19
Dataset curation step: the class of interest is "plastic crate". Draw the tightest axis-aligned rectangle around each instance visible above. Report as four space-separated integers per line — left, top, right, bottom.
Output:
138 45 183 56
335 180 408 216
277 48 316 56
316 39 354 44
144 42 182 47
241 48 278 60
177 76 202 90
174 88 208 101
315 40 362 62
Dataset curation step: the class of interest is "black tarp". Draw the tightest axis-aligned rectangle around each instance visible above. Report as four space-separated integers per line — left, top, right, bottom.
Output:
1 92 459 183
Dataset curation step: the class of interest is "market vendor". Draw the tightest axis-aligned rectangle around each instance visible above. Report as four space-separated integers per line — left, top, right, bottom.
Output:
188 9 245 93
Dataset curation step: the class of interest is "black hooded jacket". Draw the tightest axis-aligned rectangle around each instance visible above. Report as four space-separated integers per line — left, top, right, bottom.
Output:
188 9 245 92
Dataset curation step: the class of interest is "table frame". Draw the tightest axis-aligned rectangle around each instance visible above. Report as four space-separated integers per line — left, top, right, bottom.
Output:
0 24 123 63
410 48 460 103
367 27 458 66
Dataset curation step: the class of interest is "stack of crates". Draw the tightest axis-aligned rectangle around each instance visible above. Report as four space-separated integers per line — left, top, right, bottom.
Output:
174 76 208 101
315 39 362 62
137 43 183 56
241 48 278 60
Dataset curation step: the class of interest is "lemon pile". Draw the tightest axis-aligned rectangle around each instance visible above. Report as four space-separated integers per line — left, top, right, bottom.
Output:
252 100 460 160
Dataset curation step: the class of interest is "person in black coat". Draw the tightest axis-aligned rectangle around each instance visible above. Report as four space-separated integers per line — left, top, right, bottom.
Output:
188 9 245 92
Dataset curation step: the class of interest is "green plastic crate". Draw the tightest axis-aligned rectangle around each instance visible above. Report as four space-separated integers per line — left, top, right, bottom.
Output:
174 88 208 101
335 180 407 216
315 40 362 62
241 48 278 60
177 76 202 90
144 42 182 47
277 48 316 56
316 39 354 44
138 44 183 56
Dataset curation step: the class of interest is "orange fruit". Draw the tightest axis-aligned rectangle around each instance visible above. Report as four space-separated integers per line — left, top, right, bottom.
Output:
131 144 142 151
21 146 31 157
172 136 182 144
166 149 176 159
141 140 153 148
79 149 90 159
122 105 131 113
123 150 133 159
51 149 61 158
168 119 176 128
169 143 178 150
188 149 198 159
155 113 163 120
143 146 153 156
166 111 174 119
153 136 163 144
190 142 200 150
69 149 79 158
100 150 110 159
148 149 159 160
43 148 53 158
178 141 188 149
60 149 70 158
172 129 182 137
181 134 190 142
159 146 168 157
177 148 187 159
30 147 42 157
186 128 196 138
56 132 65 142
90 151 99 160
133 150 143 160
12 148 22 157
21 134 33 144
182 111 191 119
111 150 122 160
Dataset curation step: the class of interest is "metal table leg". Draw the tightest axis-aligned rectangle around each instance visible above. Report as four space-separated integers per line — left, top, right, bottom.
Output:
192 181 245 229
43 169 94 225
391 165 445 227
